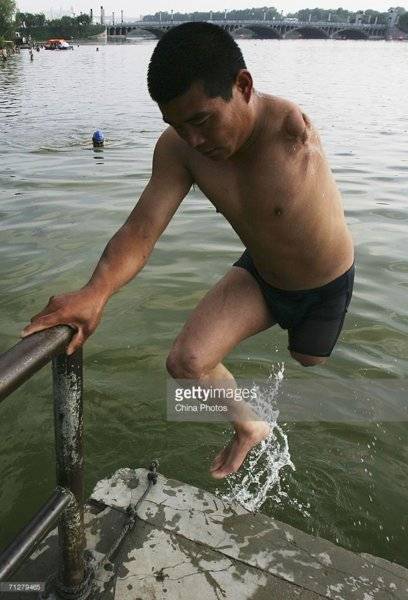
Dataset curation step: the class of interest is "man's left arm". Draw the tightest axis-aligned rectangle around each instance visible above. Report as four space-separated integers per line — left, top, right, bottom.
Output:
283 105 311 144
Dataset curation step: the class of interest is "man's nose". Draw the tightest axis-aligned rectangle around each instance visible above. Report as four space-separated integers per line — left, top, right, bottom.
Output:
183 126 205 149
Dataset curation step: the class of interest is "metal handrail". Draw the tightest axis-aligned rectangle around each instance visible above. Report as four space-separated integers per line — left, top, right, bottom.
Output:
128 19 389 29
0 487 72 580
0 326 72 402
0 326 91 598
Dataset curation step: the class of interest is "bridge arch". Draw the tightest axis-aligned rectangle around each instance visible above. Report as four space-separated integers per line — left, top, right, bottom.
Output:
229 25 255 38
285 26 329 39
332 28 369 40
125 26 157 39
110 26 127 36
130 26 166 38
244 25 281 39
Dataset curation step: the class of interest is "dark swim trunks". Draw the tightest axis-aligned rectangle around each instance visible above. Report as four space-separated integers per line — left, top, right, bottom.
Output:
233 250 355 357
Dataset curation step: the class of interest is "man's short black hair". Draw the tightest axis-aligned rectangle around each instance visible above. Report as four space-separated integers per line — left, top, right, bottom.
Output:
147 22 246 104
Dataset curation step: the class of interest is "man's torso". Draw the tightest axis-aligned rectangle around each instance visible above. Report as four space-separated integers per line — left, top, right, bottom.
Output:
168 94 353 290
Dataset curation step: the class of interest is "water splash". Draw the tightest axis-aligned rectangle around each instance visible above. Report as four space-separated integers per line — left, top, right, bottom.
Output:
217 363 295 512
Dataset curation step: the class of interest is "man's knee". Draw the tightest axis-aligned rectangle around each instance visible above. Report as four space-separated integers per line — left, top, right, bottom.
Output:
290 351 327 367
166 345 207 379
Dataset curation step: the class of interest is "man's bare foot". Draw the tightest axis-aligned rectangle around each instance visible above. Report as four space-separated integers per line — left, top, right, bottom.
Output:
210 421 270 479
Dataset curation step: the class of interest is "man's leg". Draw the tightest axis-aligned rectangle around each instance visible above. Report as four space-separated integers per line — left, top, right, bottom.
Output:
166 265 276 479
290 351 327 366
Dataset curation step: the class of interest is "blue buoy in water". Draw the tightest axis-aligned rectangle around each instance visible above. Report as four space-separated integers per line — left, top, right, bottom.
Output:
92 129 105 147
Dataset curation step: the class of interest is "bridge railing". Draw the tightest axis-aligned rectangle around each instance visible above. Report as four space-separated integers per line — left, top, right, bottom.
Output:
124 19 387 29
0 326 93 598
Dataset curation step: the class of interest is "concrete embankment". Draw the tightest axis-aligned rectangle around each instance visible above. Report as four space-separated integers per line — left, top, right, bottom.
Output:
7 467 408 599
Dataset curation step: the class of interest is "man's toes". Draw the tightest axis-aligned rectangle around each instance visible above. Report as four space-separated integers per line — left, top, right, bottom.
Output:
211 457 241 479
210 449 229 472
210 457 237 479
210 441 250 479
210 440 234 471
210 467 232 480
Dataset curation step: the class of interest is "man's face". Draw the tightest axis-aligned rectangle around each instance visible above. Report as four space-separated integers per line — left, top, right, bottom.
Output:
159 80 249 161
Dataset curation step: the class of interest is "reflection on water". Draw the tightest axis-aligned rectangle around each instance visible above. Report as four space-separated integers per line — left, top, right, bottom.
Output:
93 146 105 164
1 40 408 568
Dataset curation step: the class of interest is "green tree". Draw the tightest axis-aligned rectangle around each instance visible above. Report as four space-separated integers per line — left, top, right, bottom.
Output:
398 11 408 31
75 13 91 26
15 11 25 26
16 11 45 28
0 0 16 37
361 10 381 24
34 13 46 27
143 7 280 22
17 11 32 27
60 15 73 27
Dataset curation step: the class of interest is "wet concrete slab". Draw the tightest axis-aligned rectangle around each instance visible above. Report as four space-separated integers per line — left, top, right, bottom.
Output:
94 519 323 600
5 467 408 599
88 468 408 600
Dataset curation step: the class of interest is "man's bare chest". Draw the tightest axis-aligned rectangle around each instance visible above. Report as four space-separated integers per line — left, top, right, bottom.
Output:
189 146 312 227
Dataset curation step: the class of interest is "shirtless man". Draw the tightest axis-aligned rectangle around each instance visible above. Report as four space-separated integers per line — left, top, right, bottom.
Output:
21 23 354 479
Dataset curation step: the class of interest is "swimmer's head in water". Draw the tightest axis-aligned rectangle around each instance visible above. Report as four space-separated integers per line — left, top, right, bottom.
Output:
92 129 105 147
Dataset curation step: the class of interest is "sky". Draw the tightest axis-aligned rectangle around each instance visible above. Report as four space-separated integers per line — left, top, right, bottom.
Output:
16 1 405 20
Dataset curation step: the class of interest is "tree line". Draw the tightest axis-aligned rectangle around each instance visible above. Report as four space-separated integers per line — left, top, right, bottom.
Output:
16 13 104 41
287 7 405 25
0 2 104 43
142 6 407 28
2 3 407 42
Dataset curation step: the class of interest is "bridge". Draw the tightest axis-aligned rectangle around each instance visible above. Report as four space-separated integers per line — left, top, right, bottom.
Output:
107 19 392 40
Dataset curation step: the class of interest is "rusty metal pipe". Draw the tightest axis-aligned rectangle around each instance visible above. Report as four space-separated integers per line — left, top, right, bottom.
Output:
0 327 90 595
0 487 72 580
0 326 74 402
52 349 87 589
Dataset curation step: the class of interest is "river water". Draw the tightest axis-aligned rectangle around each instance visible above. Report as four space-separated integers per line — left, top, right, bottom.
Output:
0 39 407 568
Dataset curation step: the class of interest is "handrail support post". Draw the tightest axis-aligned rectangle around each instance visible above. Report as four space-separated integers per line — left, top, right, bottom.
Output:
52 349 88 592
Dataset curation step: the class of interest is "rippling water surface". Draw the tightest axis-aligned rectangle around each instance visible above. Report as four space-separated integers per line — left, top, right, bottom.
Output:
1 40 408 567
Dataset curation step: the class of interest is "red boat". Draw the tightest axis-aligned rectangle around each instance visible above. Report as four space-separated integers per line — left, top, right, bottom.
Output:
44 39 74 50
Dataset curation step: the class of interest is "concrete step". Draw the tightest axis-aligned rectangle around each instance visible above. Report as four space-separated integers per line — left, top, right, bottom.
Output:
5 467 408 599
88 468 408 600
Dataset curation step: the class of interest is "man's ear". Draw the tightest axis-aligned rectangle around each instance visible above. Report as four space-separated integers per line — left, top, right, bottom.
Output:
235 69 253 103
